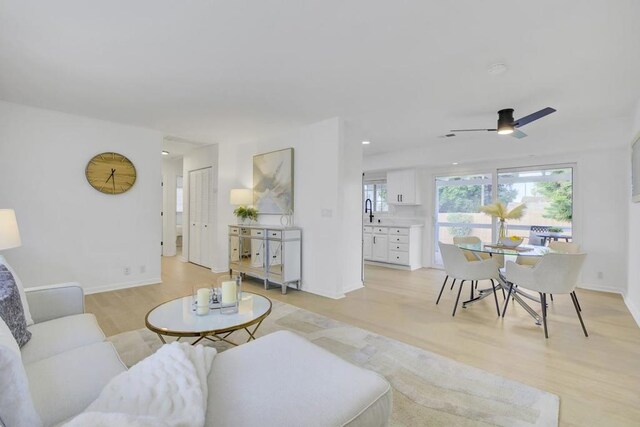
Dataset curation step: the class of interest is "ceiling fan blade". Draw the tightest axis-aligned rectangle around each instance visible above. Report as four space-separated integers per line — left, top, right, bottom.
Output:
513 107 556 128
510 129 528 139
449 129 497 132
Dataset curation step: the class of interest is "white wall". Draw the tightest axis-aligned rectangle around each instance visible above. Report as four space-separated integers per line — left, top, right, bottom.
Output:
0 101 162 293
183 144 218 267
364 147 629 294
162 156 183 257
627 101 640 325
215 118 363 298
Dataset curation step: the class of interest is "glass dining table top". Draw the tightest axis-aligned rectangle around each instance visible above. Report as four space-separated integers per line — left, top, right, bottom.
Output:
456 242 557 257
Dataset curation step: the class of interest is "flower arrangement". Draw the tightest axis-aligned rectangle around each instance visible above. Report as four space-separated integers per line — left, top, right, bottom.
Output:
479 202 527 240
233 206 259 223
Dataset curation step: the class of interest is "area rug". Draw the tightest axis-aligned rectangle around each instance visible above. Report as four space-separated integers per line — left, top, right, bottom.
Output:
108 300 559 426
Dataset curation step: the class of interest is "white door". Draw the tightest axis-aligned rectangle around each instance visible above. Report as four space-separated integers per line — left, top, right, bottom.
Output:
188 168 213 268
372 235 388 262
189 171 200 265
363 234 373 259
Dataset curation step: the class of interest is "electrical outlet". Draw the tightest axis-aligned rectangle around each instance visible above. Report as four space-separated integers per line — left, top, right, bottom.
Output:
597 271 604 280
124 267 131 276
140 265 146 274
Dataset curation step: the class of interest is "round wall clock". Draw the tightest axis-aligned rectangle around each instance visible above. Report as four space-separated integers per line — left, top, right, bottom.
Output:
85 152 137 195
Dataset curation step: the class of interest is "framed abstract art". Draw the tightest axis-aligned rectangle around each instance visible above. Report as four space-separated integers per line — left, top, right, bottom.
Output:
253 148 294 214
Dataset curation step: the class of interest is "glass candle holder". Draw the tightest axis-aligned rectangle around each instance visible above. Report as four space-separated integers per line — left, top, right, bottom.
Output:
218 275 242 314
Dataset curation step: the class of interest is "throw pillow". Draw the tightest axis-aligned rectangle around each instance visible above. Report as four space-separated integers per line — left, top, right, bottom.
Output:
0 318 43 427
0 255 34 325
0 265 32 347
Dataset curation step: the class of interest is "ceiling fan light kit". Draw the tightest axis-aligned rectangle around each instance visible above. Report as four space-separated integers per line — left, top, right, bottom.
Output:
496 108 515 134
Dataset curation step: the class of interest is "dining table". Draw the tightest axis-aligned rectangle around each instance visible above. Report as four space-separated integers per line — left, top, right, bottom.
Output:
455 242 557 324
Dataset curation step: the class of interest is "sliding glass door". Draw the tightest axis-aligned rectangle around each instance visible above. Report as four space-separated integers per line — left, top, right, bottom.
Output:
496 166 574 243
433 165 573 266
434 173 493 266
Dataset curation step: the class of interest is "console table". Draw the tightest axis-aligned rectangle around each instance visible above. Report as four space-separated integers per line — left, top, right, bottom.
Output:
229 225 302 294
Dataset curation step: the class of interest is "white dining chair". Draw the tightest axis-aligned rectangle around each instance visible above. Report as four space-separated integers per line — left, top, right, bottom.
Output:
504 253 587 338
546 241 581 303
437 242 501 316
453 237 504 290
548 241 580 253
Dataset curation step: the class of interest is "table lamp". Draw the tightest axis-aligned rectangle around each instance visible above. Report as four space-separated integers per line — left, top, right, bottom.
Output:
0 209 21 251
229 189 252 207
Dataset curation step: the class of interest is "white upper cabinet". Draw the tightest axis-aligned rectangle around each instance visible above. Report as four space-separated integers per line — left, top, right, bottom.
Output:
387 169 420 205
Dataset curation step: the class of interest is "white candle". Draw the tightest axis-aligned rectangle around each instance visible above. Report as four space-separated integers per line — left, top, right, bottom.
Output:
221 281 237 304
196 288 210 315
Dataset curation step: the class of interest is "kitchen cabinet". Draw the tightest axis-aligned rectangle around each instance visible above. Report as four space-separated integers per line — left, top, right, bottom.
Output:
387 169 420 205
363 224 422 270
363 233 373 259
371 233 388 262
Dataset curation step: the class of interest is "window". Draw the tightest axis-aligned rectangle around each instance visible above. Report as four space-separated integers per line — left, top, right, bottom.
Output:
433 173 493 265
497 166 573 239
176 176 184 213
363 182 389 212
432 165 575 266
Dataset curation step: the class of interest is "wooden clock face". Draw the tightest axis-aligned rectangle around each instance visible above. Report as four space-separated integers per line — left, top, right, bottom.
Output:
85 152 137 195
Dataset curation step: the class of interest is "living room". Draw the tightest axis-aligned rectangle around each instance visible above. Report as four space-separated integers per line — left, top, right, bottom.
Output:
1 1 640 426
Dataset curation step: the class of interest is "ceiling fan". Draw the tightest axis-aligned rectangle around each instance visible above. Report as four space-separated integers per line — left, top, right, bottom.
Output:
448 107 556 139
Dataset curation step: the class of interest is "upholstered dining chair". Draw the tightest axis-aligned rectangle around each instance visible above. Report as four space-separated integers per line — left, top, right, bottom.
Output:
504 253 587 338
548 241 580 253
437 242 501 316
452 236 504 290
545 241 581 302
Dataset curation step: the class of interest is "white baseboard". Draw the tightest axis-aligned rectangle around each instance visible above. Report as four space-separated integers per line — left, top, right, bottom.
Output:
623 295 640 328
577 283 624 294
364 260 411 271
211 266 229 274
84 277 162 295
343 281 364 294
303 286 345 300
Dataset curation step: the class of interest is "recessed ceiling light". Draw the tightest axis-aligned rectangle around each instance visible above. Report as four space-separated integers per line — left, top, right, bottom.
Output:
488 63 507 75
452 162 459 165
162 150 170 156
362 140 371 145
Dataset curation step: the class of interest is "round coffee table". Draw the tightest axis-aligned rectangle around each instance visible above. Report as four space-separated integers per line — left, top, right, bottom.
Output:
145 291 272 346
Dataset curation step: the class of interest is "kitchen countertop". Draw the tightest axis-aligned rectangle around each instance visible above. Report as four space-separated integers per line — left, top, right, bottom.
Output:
363 222 424 228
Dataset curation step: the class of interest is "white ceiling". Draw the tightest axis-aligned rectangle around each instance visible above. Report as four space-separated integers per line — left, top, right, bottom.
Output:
1 1 639 156
162 136 204 160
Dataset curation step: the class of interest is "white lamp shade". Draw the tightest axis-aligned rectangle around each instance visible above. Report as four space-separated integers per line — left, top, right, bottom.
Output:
230 189 253 205
0 209 21 250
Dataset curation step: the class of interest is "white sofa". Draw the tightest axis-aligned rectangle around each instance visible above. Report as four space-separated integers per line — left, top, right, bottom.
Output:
2 283 392 426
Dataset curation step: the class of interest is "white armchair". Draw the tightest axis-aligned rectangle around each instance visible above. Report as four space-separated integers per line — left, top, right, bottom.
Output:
437 242 501 316
505 253 587 338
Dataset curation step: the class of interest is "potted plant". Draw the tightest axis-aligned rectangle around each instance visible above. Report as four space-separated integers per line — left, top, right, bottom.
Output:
548 226 563 235
233 206 259 225
479 202 527 244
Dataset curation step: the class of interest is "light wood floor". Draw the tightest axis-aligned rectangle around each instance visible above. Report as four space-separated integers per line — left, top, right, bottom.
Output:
86 256 640 426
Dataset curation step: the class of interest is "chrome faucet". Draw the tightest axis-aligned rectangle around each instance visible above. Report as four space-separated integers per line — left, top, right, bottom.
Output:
364 198 374 223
